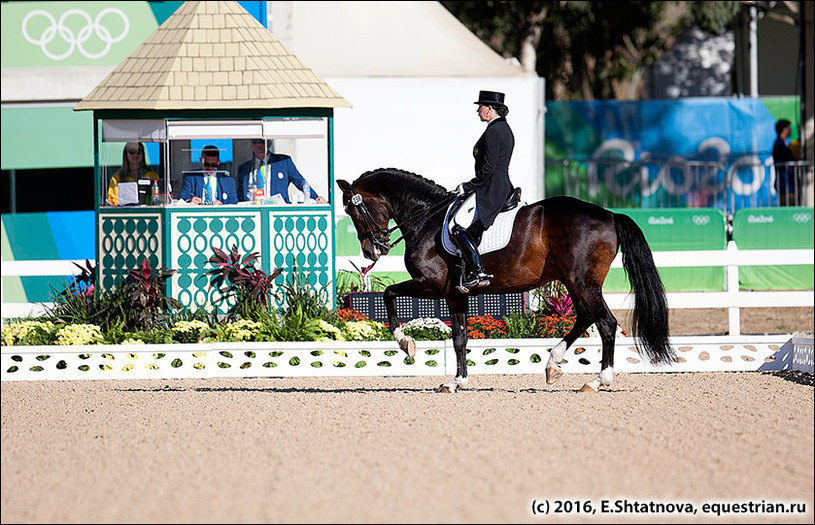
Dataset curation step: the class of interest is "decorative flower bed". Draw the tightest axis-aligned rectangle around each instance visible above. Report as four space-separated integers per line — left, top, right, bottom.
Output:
5 253 801 382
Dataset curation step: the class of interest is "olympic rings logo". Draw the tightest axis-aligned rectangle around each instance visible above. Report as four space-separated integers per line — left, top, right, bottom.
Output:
792 213 811 224
21 8 129 61
692 215 710 226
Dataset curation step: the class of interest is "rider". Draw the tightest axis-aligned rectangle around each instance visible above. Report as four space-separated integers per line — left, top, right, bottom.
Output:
450 90 516 292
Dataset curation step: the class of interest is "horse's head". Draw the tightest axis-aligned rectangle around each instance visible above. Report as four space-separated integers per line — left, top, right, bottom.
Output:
337 178 393 261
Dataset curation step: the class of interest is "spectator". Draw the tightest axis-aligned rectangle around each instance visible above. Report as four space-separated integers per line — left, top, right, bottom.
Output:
237 139 326 203
772 119 796 206
178 145 238 205
107 142 159 206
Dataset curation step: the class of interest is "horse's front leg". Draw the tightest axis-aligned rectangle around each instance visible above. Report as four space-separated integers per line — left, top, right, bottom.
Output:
436 296 469 393
383 280 431 358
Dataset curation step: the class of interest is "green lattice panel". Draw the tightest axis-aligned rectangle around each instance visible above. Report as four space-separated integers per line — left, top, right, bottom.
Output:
269 210 333 309
98 213 162 290
170 211 262 312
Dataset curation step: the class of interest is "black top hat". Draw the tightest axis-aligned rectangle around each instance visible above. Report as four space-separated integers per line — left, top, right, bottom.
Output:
474 90 506 107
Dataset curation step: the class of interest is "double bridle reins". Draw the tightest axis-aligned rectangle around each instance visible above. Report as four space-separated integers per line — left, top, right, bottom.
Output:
346 190 456 252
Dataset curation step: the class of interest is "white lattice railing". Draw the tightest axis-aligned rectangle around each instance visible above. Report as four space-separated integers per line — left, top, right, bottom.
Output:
791 335 814 374
3 335 809 382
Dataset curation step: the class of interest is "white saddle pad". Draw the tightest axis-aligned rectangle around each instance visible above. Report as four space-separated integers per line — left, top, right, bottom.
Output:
441 200 524 256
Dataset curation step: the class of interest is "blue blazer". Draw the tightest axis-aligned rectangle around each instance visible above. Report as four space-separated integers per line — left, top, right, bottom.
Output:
178 172 239 204
237 153 317 203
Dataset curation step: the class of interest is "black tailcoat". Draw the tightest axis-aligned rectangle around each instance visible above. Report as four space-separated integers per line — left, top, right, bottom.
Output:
463 117 515 229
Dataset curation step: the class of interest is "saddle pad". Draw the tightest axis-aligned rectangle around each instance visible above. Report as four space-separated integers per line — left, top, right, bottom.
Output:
441 201 524 256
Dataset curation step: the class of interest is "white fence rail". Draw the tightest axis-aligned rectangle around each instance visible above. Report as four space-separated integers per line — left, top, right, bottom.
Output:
338 240 813 336
1 260 87 321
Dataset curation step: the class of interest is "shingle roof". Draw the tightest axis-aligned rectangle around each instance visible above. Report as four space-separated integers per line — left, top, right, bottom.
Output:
74 1 350 111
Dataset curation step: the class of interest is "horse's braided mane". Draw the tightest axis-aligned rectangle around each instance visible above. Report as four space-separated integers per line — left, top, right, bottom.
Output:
357 167 452 201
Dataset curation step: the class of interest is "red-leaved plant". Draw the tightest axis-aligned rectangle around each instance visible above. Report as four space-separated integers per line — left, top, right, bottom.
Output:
205 244 283 321
546 292 573 316
125 258 181 329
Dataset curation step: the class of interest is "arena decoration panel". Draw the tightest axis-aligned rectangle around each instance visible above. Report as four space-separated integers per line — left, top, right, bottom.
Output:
98 211 162 289
3 336 808 382
169 210 263 314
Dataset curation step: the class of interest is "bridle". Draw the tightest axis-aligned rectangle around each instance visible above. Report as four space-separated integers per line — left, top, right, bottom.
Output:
345 189 456 253
346 192 395 254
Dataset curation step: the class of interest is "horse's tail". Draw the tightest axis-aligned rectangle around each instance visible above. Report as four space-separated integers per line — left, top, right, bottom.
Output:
613 213 676 365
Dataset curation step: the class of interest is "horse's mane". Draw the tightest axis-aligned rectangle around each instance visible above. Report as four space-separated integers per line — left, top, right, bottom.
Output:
356 167 452 203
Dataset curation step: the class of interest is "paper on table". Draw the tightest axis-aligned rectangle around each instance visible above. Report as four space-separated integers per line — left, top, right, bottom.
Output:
118 182 139 205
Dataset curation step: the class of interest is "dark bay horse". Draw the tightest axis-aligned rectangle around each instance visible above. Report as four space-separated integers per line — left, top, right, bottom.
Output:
337 168 675 392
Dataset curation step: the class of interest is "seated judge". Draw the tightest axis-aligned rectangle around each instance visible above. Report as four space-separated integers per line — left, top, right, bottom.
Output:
178 145 238 205
237 139 326 203
107 142 159 205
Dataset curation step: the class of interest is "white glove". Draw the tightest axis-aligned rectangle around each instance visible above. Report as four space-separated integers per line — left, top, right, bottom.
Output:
455 183 466 196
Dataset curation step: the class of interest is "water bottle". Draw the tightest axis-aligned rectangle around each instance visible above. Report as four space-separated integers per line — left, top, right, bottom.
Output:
151 179 160 205
246 171 257 202
302 181 312 204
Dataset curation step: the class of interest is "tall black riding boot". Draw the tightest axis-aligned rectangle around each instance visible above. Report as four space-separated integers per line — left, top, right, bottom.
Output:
451 225 492 292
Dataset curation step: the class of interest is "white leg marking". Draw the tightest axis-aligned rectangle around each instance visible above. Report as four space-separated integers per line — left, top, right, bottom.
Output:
393 326 406 344
437 376 468 393
547 340 568 365
584 366 614 392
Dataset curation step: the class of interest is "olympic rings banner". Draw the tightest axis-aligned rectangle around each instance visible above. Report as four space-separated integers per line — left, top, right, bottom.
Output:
545 96 801 211
0 1 266 67
0 1 162 67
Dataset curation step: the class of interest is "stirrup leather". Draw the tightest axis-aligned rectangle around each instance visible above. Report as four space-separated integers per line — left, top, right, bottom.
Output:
456 259 492 294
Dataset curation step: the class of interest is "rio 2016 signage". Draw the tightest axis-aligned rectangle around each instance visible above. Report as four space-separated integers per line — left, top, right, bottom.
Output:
545 96 800 211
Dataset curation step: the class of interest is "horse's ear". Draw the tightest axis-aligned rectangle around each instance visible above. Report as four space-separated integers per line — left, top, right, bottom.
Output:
337 179 352 194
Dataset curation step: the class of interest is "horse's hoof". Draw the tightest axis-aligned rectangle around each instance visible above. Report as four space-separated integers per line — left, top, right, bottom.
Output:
399 336 416 358
435 382 458 393
578 384 597 393
545 365 562 384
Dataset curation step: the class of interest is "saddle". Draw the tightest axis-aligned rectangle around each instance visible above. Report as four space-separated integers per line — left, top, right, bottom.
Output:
441 188 524 257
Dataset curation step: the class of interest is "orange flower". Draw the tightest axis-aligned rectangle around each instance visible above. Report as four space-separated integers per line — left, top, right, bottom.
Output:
467 315 508 339
336 308 368 322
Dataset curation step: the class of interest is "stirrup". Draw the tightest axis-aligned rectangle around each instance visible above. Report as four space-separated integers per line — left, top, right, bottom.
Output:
457 270 492 294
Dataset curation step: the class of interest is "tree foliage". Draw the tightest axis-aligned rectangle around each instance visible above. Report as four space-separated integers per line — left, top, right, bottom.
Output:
441 1 744 101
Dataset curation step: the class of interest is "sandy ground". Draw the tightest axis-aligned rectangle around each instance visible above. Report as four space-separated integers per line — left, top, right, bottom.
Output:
2 307 813 523
615 306 813 336
2 370 812 524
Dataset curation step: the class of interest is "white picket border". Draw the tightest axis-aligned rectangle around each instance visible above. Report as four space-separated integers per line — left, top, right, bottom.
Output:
3 335 812 382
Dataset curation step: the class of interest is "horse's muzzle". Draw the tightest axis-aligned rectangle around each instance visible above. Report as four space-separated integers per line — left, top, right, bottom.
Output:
362 243 382 261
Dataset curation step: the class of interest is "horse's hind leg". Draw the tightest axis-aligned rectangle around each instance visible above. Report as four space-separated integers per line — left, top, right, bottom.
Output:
578 297 618 393
546 302 594 384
